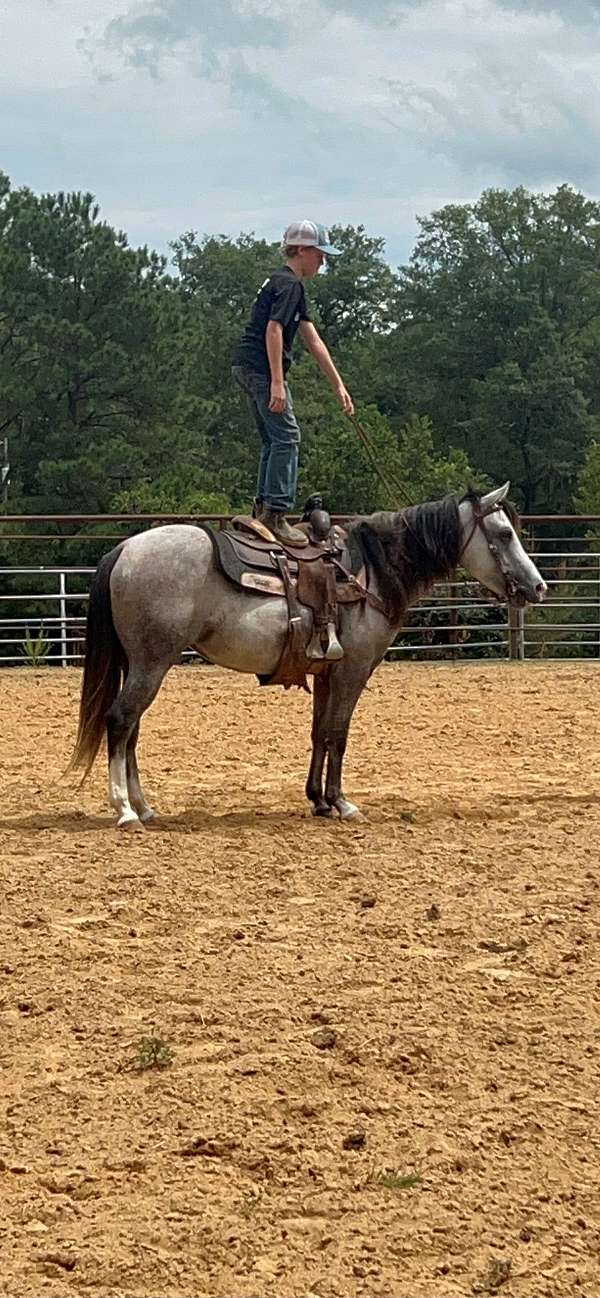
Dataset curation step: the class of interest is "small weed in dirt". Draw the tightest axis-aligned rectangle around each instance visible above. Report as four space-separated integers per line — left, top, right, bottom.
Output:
132 1035 174 1072
21 627 50 667
240 1191 261 1217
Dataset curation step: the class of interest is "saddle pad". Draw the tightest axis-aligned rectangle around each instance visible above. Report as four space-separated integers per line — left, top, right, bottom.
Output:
201 525 299 586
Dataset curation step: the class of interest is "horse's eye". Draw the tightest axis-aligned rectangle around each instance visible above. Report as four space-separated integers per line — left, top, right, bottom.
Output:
499 528 513 543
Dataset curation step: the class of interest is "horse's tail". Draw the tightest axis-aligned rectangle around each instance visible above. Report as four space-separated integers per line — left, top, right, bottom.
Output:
69 544 127 781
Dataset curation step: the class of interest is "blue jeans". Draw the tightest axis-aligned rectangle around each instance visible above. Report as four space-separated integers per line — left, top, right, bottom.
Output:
232 365 300 513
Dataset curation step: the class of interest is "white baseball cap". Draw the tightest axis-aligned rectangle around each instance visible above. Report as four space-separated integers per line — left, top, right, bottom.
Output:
283 220 342 256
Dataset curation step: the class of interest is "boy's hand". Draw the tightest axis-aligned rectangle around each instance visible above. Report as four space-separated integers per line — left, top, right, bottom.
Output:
336 383 354 416
269 381 287 414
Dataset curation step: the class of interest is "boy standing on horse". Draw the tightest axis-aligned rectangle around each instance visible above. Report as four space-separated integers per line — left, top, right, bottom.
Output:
232 220 354 547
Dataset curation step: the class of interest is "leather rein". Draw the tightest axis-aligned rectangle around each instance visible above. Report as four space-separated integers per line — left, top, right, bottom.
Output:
331 555 388 618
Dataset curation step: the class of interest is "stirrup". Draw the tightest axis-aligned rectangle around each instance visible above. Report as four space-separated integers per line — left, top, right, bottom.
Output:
306 628 326 661
323 622 344 661
306 622 344 663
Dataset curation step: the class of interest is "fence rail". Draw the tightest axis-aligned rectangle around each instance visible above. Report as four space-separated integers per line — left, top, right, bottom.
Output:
2 513 600 666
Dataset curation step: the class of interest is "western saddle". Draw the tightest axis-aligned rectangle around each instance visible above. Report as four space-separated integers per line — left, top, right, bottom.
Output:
201 495 385 689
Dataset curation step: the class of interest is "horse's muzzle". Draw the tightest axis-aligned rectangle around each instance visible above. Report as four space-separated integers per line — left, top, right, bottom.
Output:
508 580 547 607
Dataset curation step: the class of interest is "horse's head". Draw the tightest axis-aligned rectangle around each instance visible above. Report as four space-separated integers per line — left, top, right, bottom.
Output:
459 484 547 606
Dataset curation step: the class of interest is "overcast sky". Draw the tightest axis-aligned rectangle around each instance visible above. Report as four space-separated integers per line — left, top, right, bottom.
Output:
2 0 600 266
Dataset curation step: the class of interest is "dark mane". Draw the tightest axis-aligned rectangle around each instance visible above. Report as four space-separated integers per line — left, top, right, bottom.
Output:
349 490 519 623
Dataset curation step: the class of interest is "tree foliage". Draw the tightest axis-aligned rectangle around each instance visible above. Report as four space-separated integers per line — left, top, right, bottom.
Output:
2 172 600 526
383 185 600 512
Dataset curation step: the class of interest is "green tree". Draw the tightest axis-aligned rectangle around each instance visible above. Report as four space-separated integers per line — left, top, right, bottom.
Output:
386 185 600 511
294 359 476 513
0 176 176 511
0 180 478 524
170 232 280 508
172 226 474 512
308 223 400 347
576 441 600 513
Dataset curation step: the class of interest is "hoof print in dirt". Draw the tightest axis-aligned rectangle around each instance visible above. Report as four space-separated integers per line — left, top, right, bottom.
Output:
349 892 376 909
35 1252 78 1274
179 1136 236 1159
474 1256 512 1293
311 1027 337 1051
478 937 527 953
342 1129 366 1151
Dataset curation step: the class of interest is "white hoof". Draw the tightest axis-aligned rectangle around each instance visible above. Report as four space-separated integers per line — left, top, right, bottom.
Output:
139 807 157 824
117 812 144 832
336 798 364 822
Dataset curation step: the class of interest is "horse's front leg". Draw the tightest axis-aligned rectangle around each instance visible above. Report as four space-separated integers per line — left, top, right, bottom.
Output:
324 662 371 821
306 671 333 817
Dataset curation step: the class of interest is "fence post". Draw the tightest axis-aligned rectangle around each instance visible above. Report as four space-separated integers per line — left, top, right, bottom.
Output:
59 570 67 668
597 553 600 659
449 571 458 661
508 603 525 661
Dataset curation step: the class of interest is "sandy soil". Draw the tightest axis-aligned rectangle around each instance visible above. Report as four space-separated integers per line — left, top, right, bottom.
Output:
0 661 599 1298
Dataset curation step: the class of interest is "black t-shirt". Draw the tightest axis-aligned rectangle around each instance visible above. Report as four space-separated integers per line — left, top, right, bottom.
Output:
233 266 311 377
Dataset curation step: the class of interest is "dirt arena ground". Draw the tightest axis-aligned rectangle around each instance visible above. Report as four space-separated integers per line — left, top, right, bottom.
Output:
0 661 599 1298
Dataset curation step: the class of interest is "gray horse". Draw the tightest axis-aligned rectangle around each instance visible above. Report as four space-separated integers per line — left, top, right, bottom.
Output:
70 483 546 828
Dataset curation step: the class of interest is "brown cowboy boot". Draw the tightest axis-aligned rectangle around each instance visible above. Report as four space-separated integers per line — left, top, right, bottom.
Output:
261 507 308 548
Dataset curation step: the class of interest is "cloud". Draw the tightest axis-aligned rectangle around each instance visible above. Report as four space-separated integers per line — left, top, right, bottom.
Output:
227 59 299 120
316 0 600 21
389 75 600 192
496 0 600 17
5 0 600 271
87 0 288 76
381 2 600 190
317 0 401 21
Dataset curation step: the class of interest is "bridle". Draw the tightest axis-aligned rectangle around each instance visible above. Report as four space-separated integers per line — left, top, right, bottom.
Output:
459 500 521 601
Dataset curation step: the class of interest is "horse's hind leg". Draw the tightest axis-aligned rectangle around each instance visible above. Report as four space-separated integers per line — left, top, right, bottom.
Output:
126 724 155 824
107 665 167 829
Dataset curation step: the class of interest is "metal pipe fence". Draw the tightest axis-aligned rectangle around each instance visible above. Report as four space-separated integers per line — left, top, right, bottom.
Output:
2 514 600 666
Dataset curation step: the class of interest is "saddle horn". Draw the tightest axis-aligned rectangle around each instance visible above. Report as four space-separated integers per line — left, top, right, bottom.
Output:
302 493 323 520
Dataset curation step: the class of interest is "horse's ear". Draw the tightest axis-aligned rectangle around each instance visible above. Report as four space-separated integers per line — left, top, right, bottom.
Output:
480 482 510 514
